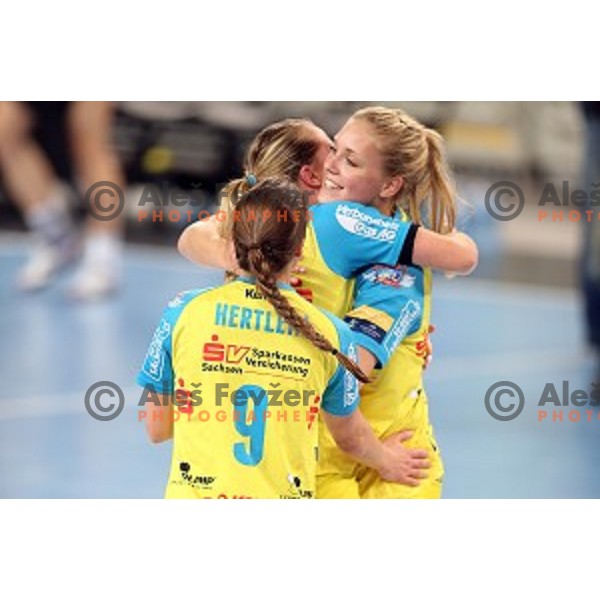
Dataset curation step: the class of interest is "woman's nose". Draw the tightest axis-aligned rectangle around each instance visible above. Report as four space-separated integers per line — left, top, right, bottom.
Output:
325 153 339 174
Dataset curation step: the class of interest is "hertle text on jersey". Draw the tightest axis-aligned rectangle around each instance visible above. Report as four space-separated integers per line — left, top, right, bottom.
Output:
215 302 300 336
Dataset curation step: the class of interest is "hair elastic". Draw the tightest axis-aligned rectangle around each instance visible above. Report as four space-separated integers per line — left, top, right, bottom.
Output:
246 173 257 186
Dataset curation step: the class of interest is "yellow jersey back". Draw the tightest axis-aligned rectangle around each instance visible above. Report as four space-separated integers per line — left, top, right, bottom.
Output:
137 277 359 499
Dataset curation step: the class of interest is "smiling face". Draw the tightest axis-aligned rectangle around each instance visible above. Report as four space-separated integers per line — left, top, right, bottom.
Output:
319 117 388 204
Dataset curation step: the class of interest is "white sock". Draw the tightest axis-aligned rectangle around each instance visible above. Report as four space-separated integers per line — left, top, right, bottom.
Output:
25 192 74 249
81 232 123 268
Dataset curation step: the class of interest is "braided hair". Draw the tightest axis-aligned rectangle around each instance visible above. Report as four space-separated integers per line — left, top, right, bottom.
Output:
233 177 369 384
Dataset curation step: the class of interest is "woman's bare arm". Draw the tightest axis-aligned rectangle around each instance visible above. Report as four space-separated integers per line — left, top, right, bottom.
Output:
413 228 478 275
145 394 173 443
179 215 477 277
177 216 237 271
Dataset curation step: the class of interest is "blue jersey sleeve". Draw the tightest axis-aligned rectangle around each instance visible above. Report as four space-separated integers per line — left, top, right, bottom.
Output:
345 265 424 369
321 314 360 416
136 289 211 393
310 202 417 278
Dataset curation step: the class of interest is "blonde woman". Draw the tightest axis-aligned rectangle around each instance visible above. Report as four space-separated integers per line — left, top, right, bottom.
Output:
178 109 477 497
137 178 425 498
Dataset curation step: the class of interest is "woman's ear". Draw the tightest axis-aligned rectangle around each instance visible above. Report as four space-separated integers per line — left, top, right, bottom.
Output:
298 164 321 190
380 175 404 200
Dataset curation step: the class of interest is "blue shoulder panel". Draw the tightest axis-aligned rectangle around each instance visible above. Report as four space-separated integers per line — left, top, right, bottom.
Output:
311 202 413 278
136 288 213 393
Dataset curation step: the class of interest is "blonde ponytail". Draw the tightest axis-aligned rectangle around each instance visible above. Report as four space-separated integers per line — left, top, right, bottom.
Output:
353 106 457 234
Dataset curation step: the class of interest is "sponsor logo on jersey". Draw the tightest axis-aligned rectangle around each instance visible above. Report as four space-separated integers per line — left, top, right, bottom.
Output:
178 462 217 489
245 347 311 379
202 334 251 364
362 265 416 289
335 204 399 242
280 473 314 499
343 342 359 408
142 318 171 382
344 316 386 343
244 288 263 300
167 292 188 309
383 301 421 355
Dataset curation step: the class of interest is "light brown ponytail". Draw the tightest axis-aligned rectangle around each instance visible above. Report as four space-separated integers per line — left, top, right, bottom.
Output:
352 106 457 234
217 118 321 241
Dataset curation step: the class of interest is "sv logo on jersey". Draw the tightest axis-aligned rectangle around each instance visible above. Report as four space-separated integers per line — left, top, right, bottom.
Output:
203 334 251 364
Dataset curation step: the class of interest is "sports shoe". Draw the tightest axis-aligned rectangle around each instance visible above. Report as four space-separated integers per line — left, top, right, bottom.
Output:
17 236 79 292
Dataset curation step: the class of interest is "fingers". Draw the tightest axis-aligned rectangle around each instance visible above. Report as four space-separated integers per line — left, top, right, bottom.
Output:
381 436 433 486
413 459 431 470
383 462 431 486
401 469 429 486
406 459 430 482
409 449 429 460
290 277 301 287
400 472 428 486
428 324 436 335
393 430 414 443
403 474 426 486
408 449 428 459
402 477 421 487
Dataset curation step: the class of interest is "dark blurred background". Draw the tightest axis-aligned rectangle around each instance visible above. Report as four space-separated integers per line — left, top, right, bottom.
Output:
0 101 588 287
1 101 598 499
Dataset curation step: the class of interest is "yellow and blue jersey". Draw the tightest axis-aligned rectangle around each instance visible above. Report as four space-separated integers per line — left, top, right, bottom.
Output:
301 201 418 316
296 201 441 495
136 276 359 499
319 262 445 495
345 264 434 438
345 264 427 370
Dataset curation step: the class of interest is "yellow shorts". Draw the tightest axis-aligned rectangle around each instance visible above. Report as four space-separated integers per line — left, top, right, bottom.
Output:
316 470 443 499
316 473 361 499
356 422 444 499
316 427 444 499
316 386 444 499
357 468 443 499
316 441 443 499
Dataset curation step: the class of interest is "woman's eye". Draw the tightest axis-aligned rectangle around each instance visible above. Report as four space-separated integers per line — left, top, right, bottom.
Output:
346 156 357 167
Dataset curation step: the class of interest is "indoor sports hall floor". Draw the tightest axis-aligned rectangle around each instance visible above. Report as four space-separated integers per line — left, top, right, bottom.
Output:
1 235 598 498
